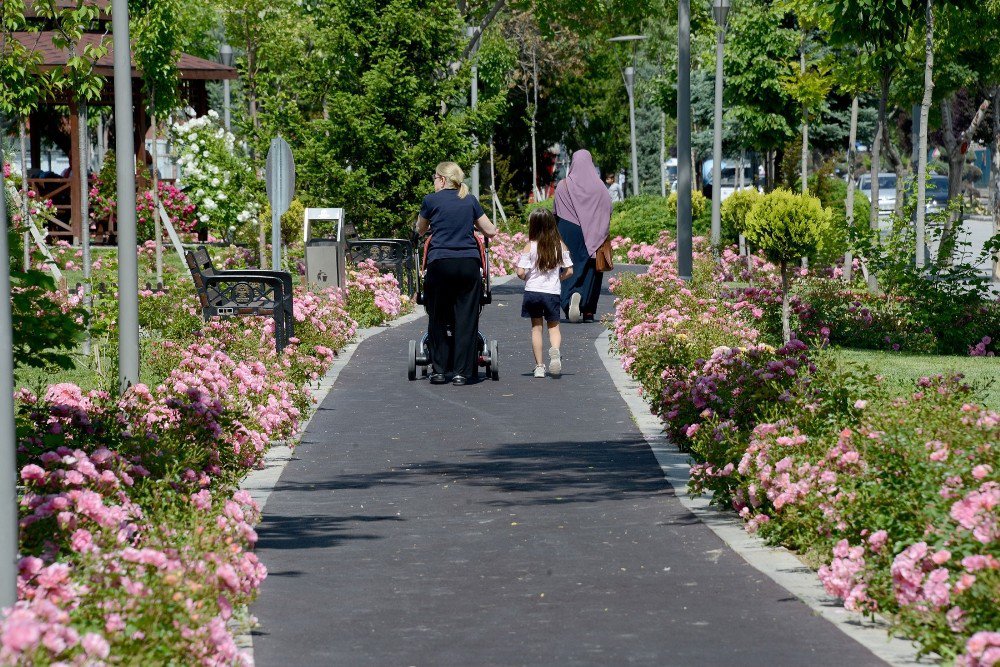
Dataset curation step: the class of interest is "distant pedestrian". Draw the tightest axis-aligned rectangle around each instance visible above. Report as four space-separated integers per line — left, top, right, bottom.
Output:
516 208 573 378
554 150 612 323
605 172 624 203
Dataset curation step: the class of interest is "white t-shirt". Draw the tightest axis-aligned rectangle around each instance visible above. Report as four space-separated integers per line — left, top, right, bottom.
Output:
517 241 573 295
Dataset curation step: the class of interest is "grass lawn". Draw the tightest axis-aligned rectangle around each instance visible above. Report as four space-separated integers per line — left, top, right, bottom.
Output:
832 348 1000 410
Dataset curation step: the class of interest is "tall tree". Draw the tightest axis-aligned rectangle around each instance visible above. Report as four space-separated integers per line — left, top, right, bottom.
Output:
132 0 182 285
724 0 800 190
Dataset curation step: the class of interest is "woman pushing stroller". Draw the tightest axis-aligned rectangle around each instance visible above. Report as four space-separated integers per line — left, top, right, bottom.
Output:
416 162 498 386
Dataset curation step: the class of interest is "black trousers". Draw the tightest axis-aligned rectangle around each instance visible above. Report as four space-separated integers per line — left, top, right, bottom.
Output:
424 257 482 377
558 218 604 316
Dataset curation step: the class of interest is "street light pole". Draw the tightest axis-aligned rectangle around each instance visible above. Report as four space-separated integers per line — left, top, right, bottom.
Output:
467 26 480 199
710 0 731 251
471 61 479 198
112 0 139 390
610 35 647 198
677 0 693 280
625 66 639 197
0 165 17 608
220 44 233 133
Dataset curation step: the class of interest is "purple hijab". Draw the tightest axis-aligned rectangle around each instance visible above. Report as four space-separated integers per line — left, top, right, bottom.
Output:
553 150 612 257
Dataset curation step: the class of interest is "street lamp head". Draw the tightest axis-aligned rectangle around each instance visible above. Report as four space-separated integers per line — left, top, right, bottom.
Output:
713 0 731 27
220 43 233 67
608 35 648 44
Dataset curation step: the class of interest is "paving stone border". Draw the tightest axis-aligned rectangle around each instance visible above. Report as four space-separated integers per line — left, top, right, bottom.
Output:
594 329 936 667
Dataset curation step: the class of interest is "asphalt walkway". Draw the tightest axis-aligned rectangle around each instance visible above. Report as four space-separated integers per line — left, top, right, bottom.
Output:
251 269 886 666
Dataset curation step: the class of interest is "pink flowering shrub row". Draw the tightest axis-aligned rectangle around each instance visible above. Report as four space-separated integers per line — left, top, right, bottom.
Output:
345 259 409 328
3 374 272 664
1 250 414 664
611 234 665 265
611 234 999 663
714 383 999 664
488 231 528 276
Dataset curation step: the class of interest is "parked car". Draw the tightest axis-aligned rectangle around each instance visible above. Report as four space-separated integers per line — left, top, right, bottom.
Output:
857 172 897 217
895 174 951 215
924 175 950 215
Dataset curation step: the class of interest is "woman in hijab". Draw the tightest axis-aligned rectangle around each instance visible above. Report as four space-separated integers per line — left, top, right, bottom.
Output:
553 150 612 323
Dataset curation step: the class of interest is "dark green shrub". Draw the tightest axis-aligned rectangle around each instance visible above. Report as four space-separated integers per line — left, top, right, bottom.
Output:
609 196 674 243
720 189 761 246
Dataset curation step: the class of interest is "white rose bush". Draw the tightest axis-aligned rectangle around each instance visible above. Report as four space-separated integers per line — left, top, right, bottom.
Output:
170 111 261 241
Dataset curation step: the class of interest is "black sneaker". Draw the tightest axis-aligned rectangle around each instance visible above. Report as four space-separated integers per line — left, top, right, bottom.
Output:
429 373 448 385
452 375 468 386
582 313 595 323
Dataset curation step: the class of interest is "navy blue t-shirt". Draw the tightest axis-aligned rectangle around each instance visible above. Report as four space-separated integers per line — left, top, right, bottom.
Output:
419 189 485 262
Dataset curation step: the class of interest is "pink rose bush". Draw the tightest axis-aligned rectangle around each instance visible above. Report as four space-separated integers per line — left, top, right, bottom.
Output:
488 231 528 276
346 259 410 327
611 233 1000 662
2 249 412 663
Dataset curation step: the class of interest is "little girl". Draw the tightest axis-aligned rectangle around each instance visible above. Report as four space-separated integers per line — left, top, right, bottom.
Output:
516 209 574 378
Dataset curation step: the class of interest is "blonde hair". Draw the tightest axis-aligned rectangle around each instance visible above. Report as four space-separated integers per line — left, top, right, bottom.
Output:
436 161 469 198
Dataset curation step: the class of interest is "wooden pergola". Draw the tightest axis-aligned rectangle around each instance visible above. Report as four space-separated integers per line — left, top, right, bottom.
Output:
11 12 236 243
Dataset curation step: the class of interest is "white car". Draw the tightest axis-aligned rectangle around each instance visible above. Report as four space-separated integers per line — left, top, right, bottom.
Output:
857 172 897 218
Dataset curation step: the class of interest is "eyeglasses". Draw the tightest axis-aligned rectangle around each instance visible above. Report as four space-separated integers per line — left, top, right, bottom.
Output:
433 174 444 182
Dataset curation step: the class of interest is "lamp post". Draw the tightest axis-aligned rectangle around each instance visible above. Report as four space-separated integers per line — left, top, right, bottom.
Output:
0 164 17 608
610 35 647 197
467 27 480 198
677 0 693 280
112 0 139 390
220 44 233 133
709 0 731 251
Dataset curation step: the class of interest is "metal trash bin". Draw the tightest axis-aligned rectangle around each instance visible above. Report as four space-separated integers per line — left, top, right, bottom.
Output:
303 208 347 290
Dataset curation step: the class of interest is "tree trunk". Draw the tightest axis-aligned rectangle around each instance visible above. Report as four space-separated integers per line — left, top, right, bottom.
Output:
151 101 163 287
915 0 934 270
938 97 990 265
78 101 91 355
845 97 859 282
883 131 907 219
531 48 539 201
661 112 667 198
868 73 890 293
800 39 808 270
800 41 808 195
991 87 1000 283
780 260 791 344
19 120 31 272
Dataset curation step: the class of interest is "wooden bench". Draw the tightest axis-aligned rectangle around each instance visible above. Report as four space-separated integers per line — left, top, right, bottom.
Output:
184 245 295 352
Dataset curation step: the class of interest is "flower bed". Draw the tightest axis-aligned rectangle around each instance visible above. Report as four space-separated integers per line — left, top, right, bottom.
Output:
610 234 999 664
1 256 408 664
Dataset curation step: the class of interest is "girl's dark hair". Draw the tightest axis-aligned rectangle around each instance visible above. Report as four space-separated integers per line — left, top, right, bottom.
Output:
528 208 561 272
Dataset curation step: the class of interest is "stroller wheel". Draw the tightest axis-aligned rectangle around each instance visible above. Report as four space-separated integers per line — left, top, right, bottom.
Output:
407 340 417 381
489 340 500 381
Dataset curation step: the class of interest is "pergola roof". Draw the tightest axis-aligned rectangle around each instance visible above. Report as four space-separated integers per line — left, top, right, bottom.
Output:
11 32 237 80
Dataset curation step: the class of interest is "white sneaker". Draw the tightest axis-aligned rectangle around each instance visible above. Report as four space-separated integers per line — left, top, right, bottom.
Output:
568 292 582 323
548 347 562 377
533 364 546 378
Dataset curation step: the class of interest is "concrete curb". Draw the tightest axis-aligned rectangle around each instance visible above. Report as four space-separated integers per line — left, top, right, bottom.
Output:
594 330 934 667
237 275 517 660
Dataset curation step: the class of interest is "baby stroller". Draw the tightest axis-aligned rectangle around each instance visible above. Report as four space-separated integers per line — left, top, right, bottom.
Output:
407 233 499 381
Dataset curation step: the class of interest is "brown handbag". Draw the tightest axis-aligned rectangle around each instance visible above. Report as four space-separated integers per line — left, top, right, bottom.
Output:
595 236 614 272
